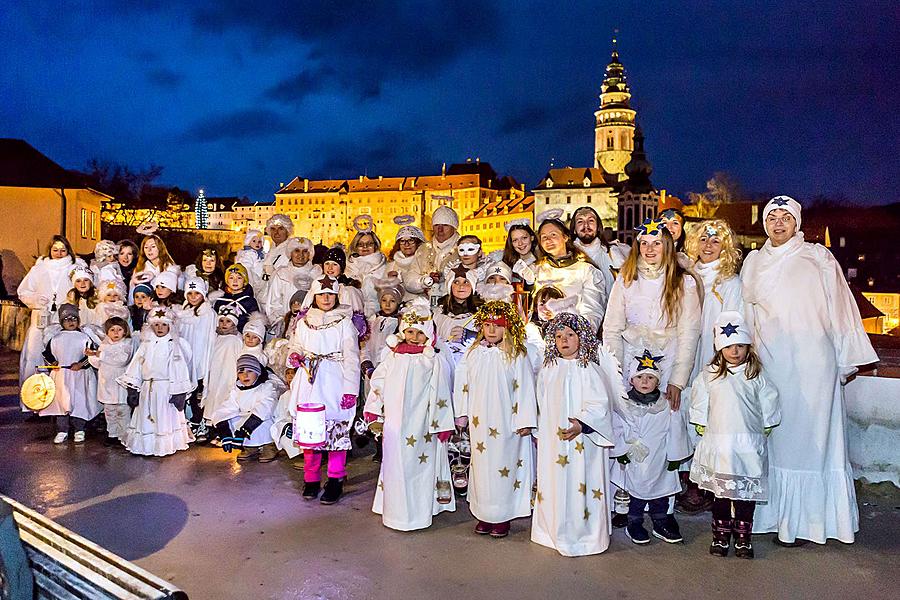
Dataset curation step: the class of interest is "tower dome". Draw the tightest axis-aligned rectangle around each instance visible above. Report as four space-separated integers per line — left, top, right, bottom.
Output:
594 35 636 177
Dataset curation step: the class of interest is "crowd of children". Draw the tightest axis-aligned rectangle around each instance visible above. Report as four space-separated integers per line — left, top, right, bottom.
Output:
22 197 877 559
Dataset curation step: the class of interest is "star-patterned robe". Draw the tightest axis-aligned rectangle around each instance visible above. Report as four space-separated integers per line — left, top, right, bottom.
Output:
531 357 618 557
453 345 537 523
366 347 456 530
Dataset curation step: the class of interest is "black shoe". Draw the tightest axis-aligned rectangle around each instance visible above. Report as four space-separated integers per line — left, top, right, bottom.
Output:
103 435 118 447
651 516 684 543
625 521 651 545
773 537 808 548
372 441 382 463
320 478 344 504
302 481 321 500
611 512 628 529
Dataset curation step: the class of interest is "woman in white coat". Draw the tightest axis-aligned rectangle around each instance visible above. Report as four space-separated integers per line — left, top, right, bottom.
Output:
344 219 388 317
386 216 429 300
742 196 877 545
525 211 606 331
17 236 87 391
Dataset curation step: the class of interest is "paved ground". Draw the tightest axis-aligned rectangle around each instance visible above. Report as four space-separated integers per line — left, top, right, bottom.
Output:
1 349 898 599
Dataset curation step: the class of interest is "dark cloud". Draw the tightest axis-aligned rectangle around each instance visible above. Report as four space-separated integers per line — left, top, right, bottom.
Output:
497 105 553 136
185 108 294 141
145 67 183 88
310 130 437 179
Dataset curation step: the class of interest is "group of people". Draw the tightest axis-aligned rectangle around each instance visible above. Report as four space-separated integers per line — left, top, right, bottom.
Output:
16 195 876 558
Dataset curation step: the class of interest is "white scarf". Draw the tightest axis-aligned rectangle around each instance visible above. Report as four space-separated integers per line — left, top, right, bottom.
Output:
742 232 805 304
346 252 386 279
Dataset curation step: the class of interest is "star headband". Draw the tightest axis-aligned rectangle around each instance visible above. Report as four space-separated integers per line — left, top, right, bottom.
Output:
634 349 663 372
635 218 664 236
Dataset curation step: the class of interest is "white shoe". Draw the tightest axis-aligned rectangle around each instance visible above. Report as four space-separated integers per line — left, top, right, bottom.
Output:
53 432 68 444
73 431 86 444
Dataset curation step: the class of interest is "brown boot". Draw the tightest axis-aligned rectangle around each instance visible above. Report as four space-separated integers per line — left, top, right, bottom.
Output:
258 443 278 463
237 446 261 462
676 473 713 514
733 520 754 559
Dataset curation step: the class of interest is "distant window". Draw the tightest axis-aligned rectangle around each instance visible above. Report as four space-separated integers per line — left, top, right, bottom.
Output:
586 195 592 203
839 237 846 248
90 211 97 240
80 208 88 238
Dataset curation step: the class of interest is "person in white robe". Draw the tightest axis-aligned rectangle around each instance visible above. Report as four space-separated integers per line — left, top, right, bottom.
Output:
261 237 322 324
611 350 692 544
202 311 245 439
175 277 218 438
66 265 104 332
689 311 781 558
236 229 267 293
40 303 100 444
742 196 877 545
362 278 403 374
211 354 279 462
86 316 134 442
531 311 619 557
365 299 457 530
288 277 361 504
414 205 461 302
386 216 430 300
344 220 389 317
270 368 299 459
453 294 537 538
433 266 480 371
94 278 132 327
117 306 194 456
569 206 623 306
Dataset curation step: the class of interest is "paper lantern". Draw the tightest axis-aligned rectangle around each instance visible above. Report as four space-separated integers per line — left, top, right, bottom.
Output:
21 373 55 411
294 402 326 448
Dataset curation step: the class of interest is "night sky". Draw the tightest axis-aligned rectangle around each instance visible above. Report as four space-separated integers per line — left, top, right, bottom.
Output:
2 1 897 204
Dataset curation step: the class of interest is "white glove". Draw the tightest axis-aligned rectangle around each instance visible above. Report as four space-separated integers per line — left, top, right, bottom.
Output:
514 260 535 285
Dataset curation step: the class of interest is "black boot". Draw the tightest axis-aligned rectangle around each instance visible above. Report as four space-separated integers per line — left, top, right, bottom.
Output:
302 481 321 500
733 520 754 559
320 478 344 505
372 439 382 463
709 518 732 557
651 515 684 543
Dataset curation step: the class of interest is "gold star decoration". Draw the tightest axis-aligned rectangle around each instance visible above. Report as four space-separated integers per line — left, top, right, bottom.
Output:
418 453 428 464
488 427 499 439
578 483 587 495
436 399 448 409
513 479 521 490
472 416 480 427
575 440 585 454
406 435 417 447
556 454 569 467
536 491 544 503
462 384 469 394
592 488 603 500
511 402 518 415
431 419 439 429
556 427 567 441
423 432 434 443
476 442 486 453
511 379 519 391
498 466 510 478
583 508 591 521
516 459 524 468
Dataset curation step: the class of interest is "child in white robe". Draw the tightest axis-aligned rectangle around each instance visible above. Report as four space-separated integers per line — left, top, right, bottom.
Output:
41 303 101 444
524 287 566 375
690 311 780 559
94 278 131 328
289 277 361 505
175 276 217 440
453 290 537 538
211 354 280 463
270 368 299 461
241 315 269 367
85 316 133 444
611 349 692 545
531 311 619 556
365 299 456 531
433 266 481 370
67 265 103 330
117 306 194 456
203 310 244 443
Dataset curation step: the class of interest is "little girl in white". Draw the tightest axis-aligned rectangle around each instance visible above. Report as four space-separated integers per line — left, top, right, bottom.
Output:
85 316 133 444
241 315 269 367
365 298 456 531
236 229 266 292
94 279 131 326
453 291 537 538
175 276 217 439
117 306 194 456
532 311 620 556
67 265 102 329
204 310 244 441
362 277 404 377
690 311 780 559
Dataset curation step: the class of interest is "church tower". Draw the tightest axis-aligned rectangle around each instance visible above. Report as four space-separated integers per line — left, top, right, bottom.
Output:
617 123 659 244
594 36 636 178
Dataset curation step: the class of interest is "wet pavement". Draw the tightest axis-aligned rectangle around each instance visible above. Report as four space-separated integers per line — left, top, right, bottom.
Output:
1 348 898 599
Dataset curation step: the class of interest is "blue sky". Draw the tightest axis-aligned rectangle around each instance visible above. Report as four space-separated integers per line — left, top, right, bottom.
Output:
1 1 897 204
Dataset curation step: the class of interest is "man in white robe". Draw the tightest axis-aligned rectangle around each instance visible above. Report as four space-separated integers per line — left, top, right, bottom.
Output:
742 196 877 545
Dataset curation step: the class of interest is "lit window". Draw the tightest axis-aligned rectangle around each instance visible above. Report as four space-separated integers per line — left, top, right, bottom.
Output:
90 211 97 240
80 208 87 238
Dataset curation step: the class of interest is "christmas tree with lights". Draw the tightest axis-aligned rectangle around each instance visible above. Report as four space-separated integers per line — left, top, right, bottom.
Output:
195 189 208 229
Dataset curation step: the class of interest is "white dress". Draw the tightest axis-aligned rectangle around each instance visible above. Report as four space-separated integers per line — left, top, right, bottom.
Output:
174 302 217 385
287 306 361 451
210 379 279 447
118 333 194 456
742 234 877 543
345 253 387 317
528 257 607 331
17 256 87 389
40 330 101 421
88 338 133 406
203 333 244 421
366 348 457 530
453 345 537 523
531 357 618 557
574 238 617 307
689 364 781 501
524 321 546 376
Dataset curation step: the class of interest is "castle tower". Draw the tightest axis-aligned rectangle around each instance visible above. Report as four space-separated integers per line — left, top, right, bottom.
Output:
617 123 659 244
594 36 636 177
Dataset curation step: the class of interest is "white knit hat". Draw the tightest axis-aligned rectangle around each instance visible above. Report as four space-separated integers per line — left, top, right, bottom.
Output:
763 195 802 235
397 298 435 343
432 205 459 229
242 315 267 342
146 305 175 326
152 271 178 292
243 229 263 246
265 214 294 237
394 215 425 242
445 264 478 295
484 261 513 284
69 265 94 285
713 311 753 351
302 276 341 309
183 276 208 298
286 237 313 254
629 349 663 383
97 278 127 301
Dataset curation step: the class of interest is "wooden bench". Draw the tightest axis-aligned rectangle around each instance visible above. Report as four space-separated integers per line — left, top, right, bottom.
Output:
1 495 187 599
